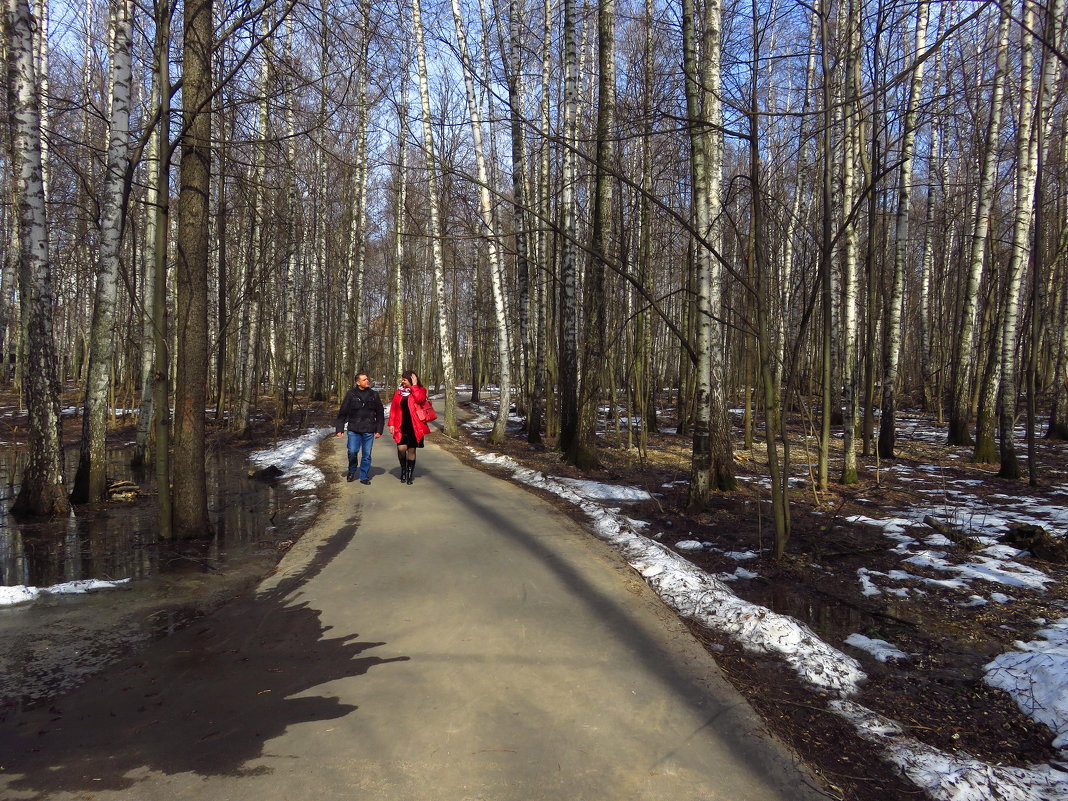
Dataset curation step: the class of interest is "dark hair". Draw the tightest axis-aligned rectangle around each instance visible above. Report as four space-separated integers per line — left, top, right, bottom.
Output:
354 373 369 383
401 370 422 387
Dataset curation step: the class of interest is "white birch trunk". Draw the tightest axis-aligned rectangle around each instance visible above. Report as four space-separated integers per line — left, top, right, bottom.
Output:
997 0 1064 476
134 69 160 462
9 0 68 516
840 0 863 484
452 0 512 444
73 0 133 504
393 61 408 380
949 7 1011 445
32 0 48 213
235 8 271 433
279 13 297 413
684 0 730 504
412 0 458 432
878 0 929 458
558 0 581 453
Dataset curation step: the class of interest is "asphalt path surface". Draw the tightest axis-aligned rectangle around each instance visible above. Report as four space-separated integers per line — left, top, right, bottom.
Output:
0 425 823 800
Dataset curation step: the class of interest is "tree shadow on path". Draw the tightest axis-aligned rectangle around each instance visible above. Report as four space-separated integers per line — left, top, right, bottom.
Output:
0 517 409 798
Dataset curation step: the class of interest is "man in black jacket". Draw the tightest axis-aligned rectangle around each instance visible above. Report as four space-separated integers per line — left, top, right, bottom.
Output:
335 373 385 484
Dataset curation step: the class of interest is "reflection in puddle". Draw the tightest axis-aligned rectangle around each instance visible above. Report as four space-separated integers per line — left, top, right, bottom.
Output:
0 445 299 588
743 581 914 644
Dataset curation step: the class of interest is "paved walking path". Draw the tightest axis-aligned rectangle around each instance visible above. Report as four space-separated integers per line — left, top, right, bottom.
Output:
0 429 822 801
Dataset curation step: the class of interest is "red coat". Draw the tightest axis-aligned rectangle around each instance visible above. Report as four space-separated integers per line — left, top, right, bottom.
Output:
388 385 432 443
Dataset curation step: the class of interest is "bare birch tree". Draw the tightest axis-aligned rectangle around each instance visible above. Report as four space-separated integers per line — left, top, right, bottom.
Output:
7 0 68 516
412 0 458 432
72 0 134 504
451 0 512 445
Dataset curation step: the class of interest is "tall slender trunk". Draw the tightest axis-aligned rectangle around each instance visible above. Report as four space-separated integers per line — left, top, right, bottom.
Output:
451 0 512 445
392 57 408 380
8 0 68 517
134 60 161 463
502 0 532 432
998 0 1063 477
569 0 617 469
151 0 172 538
839 0 862 485
878 0 929 458
948 7 1011 445
526 0 553 445
683 0 732 508
557 0 581 456
72 0 134 504
634 0 656 445
345 0 371 385
234 5 270 435
173 0 212 538
918 5 947 415
277 14 298 420
411 0 457 433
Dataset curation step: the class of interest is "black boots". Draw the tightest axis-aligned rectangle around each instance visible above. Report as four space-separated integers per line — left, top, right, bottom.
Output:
397 454 416 484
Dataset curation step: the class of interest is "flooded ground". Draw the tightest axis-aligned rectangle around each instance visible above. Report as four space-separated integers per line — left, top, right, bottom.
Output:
1 444 303 590
0 421 336 712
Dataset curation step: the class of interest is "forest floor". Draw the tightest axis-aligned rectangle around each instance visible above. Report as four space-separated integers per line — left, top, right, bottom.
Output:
4 386 1068 800
442 394 1068 801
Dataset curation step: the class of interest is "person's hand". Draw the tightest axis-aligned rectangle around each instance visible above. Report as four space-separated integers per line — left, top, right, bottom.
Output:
374 432 381 438
336 432 343 438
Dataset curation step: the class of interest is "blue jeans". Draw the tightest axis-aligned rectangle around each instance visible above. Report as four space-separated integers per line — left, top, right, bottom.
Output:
347 431 375 480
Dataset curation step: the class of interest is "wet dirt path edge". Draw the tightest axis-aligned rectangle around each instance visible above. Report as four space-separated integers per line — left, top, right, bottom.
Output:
0 435 821 801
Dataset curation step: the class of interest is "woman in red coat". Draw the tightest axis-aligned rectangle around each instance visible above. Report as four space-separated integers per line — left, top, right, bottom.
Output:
388 370 431 484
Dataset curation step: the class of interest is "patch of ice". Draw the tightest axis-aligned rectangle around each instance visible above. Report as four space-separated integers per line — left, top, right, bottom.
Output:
674 540 704 551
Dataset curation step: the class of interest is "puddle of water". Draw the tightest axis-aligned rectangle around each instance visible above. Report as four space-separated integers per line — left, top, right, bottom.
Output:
0 445 298 588
744 582 892 642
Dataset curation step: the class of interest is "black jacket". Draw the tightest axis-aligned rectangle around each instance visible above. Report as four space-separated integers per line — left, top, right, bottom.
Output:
335 386 385 434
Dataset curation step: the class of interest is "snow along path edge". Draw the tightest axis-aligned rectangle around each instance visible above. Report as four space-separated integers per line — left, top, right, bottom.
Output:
468 448 866 696
469 447 1068 801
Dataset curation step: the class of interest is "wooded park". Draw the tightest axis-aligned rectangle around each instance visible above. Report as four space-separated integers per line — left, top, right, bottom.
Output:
3 0 1066 555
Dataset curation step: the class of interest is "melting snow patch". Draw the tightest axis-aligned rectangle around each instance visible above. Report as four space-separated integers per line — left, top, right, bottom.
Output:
0 579 130 607
858 568 882 597
832 699 1068 801
249 427 332 491
844 634 909 662
674 540 704 551
717 567 760 582
469 447 866 696
554 478 652 503
985 619 1068 752
903 551 1052 591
